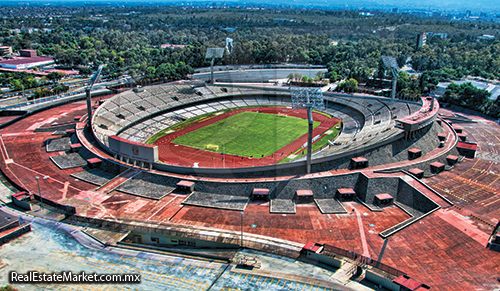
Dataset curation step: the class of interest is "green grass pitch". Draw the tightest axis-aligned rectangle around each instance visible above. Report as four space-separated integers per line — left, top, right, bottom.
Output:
172 112 320 157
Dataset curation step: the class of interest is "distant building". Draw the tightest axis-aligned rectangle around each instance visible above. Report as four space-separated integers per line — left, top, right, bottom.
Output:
160 44 186 49
219 27 238 33
466 10 471 18
0 56 54 70
426 32 448 39
392 8 398 13
0 46 12 56
359 12 374 17
20 27 38 33
416 32 427 49
434 33 448 39
20 49 37 58
481 34 496 39
273 19 296 23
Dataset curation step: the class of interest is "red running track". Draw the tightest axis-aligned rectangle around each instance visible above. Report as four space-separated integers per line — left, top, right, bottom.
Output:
153 106 341 168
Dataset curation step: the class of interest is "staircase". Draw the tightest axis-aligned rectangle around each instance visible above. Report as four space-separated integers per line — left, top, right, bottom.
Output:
331 261 356 283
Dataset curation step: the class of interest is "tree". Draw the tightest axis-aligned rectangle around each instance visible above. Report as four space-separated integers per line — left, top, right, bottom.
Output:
78 67 92 76
10 79 23 91
145 67 156 79
328 71 339 82
315 71 325 81
337 78 358 93
46 71 65 82
442 82 491 110
128 68 138 79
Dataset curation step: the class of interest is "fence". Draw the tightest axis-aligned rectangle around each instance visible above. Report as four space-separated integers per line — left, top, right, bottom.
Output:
65 214 300 259
0 224 31 246
32 194 76 215
0 220 20 233
66 215 239 244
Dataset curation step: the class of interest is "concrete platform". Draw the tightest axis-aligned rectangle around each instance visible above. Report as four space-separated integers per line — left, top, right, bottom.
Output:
50 153 87 169
70 169 117 186
46 137 71 152
314 199 347 214
270 199 296 214
182 192 250 211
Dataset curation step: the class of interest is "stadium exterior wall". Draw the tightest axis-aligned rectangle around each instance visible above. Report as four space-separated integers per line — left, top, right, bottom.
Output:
108 135 159 163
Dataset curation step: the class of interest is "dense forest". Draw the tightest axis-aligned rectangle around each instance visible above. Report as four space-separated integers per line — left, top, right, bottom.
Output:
1 5 500 115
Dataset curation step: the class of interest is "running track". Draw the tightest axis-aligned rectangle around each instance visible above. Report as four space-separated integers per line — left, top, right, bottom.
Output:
153 107 341 168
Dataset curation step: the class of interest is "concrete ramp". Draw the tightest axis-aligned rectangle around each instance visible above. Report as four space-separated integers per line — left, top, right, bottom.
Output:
331 261 356 284
96 168 141 194
314 199 347 214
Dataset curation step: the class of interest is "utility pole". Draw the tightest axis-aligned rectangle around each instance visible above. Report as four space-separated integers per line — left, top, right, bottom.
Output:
381 56 399 100
290 87 324 174
35 176 49 210
205 48 224 84
376 239 389 268
240 211 244 247
86 64 104 124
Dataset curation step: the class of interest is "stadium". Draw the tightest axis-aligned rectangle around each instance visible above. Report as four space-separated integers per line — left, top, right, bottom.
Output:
0 68 498 291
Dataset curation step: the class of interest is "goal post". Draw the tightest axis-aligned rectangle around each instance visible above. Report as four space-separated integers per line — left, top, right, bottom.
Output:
206 144 219 151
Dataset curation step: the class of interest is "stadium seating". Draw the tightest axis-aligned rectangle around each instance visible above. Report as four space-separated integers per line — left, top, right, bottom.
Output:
93 83 421 165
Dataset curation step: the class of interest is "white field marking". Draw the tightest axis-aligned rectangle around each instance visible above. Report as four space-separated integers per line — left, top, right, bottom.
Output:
0 135 9 160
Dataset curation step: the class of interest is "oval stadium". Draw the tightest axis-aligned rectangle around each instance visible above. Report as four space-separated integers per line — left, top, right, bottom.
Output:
0 69 499 291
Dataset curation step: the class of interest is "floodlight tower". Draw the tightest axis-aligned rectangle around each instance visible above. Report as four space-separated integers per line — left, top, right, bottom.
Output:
85 64 104 124
290 87 324 174
381 56 399 99
226 38 234 53
205 48 225 84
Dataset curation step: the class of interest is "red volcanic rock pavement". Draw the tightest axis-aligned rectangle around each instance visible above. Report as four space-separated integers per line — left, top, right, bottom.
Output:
1 99 500 290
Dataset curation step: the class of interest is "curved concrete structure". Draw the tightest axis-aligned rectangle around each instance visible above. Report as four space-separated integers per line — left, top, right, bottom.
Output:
90 82 432 175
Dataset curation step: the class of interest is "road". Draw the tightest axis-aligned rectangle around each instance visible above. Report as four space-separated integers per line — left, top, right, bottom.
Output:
193 68 327 83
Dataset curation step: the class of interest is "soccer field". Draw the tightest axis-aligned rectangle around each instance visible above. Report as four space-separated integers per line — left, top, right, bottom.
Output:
172 111 320 157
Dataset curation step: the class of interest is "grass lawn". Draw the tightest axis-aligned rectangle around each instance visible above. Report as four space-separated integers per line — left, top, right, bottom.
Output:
173 111 319 157
277 121 341 164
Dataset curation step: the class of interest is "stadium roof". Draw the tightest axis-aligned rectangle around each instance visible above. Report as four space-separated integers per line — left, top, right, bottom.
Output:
177 180 194 187
0 56 53 66
375 193 393 200
337 188 355 194
457 142 478 150
303 241 323 253
393 275 423 290
352 157 368 163
408 168 424 175
253 188 269 195
296 190 313 196
430 162 444 168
